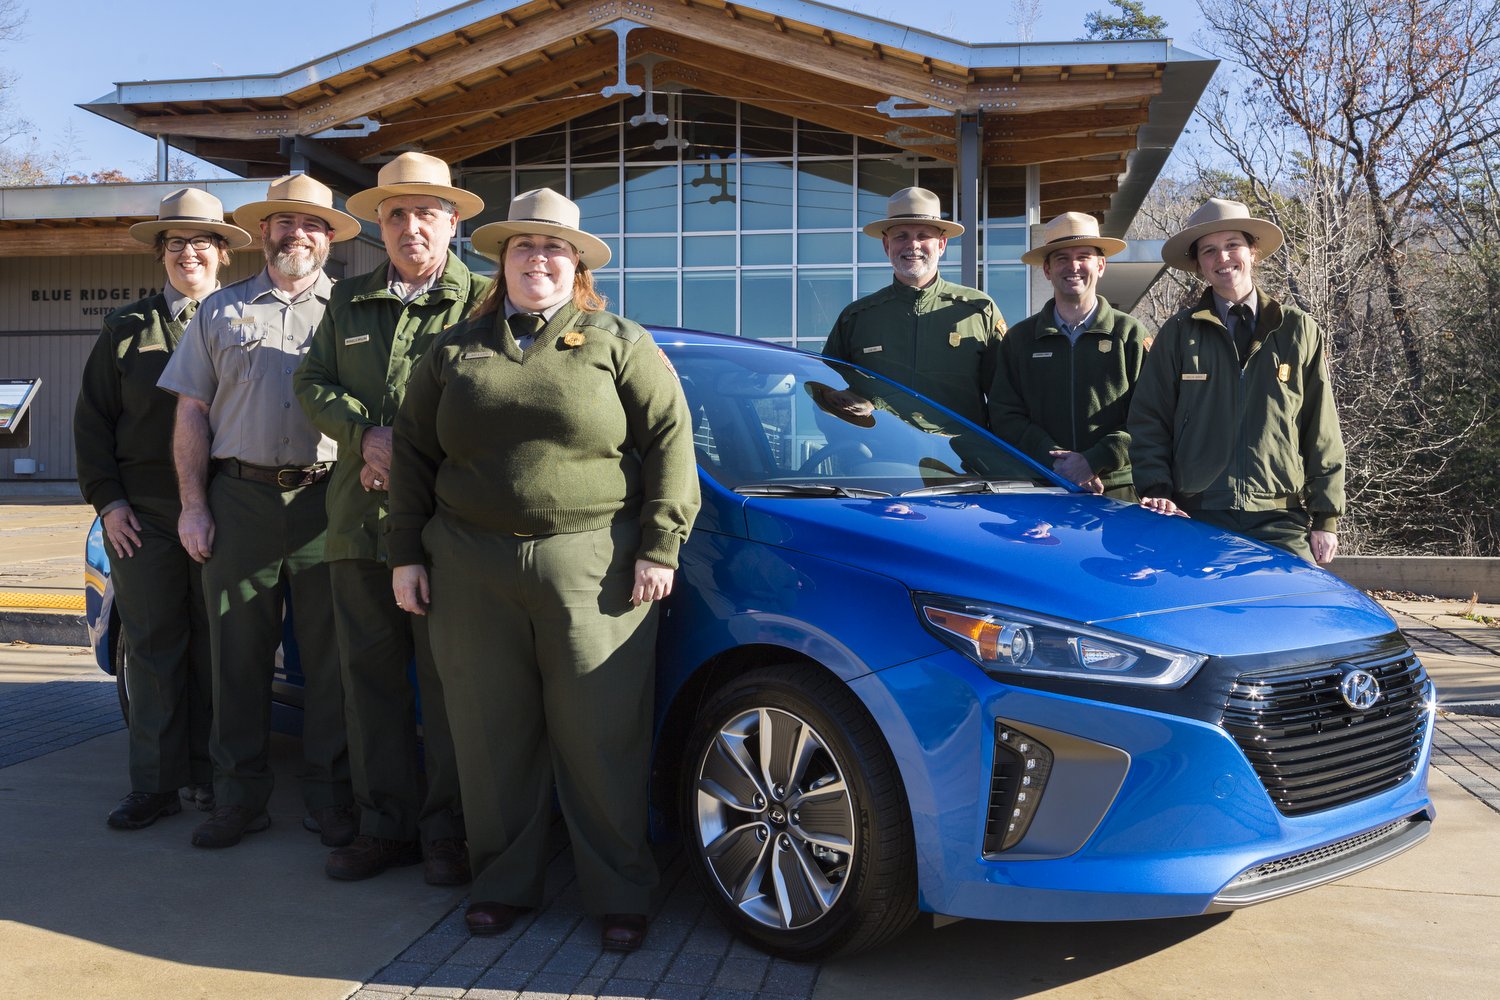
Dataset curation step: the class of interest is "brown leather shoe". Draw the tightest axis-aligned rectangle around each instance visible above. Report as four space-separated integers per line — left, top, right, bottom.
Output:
191 805 270 848
464 902 528 936
423 838 472 886
304 803 358 847
600 913 648 952
325 835 422 881
107 791 182 830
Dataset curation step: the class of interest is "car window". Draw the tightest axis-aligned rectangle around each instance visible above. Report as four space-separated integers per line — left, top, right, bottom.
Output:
672 345 1055 495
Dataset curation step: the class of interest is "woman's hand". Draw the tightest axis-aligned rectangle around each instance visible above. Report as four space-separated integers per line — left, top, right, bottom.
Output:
392 564 431 616
1140 496 1189 517
103 505 143 558
632 560 675 606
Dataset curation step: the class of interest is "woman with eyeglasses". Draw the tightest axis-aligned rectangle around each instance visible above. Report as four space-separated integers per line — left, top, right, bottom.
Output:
73 188 252 830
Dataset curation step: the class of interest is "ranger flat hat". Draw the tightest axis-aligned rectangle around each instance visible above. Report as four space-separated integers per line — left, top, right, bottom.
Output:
232 174 362 243
470 188 611 269
128 188 253 249
1021 212 1127 266
862 186 964 239
344 151 484 222
1161 197 1284 272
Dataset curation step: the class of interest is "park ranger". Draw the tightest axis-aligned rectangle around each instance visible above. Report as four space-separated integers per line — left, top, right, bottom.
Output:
74 188 252 831
821 187 1006 427
159 173 360 849
989 212 1151 500
295 152 490 885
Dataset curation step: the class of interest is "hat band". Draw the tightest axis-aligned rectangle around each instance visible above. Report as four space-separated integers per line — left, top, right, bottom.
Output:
1044 233 1100 246
890 213 944 222
512 216 574 228
156 214 229 225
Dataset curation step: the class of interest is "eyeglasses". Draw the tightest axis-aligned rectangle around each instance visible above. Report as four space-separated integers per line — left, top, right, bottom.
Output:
164 236 220 253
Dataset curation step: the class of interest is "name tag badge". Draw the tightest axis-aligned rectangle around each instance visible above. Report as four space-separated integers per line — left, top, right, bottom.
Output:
1278 363 1291 383
344 335 371 346
949 332 962 347
862 345 883 354
137 343 166 353
1032 351 1053 359
461 350 494 361
1182 373 1209 381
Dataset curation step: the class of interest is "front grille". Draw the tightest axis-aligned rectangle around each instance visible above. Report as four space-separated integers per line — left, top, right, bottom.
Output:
1222 647 1429 816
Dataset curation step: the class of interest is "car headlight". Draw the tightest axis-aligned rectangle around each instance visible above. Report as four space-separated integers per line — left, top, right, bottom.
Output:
915 593 1205 688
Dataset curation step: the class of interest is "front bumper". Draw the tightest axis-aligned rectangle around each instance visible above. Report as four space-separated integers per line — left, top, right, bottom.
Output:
849 650 1437 923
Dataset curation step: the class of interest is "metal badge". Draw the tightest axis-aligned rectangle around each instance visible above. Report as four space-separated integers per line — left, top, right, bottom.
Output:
563 332 586 347
1098 339 1113 353
1278 363 1291 382
344 335 370 346
1338 667 1381 710
949 332 962 347
1182 373 1208 381
862 345 883 354
460 350 494 360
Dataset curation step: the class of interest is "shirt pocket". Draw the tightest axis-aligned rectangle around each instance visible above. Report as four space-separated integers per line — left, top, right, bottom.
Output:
217 322 265 384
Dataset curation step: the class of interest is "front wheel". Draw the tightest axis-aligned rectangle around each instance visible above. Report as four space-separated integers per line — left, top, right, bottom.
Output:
680 664 917 960
112 625 132 724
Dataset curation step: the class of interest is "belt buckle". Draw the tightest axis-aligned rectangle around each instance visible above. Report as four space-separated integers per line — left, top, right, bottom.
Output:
276 467 309 488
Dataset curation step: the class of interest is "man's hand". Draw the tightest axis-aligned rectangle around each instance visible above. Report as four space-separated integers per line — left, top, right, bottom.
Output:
1310 529 1338 565
178 503 215 563
361 426 394 480
632 560 675 606
1048 450 1097 488
359 463 386 492
392 564 430 615
825 388 874 419
1140 497 1189 518
102 505 143 558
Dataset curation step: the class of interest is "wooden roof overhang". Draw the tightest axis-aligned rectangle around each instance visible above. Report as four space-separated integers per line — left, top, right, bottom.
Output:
80 0 1216 234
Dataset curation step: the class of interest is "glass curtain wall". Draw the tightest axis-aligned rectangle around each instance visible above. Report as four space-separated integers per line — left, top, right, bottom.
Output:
456 92 1030 346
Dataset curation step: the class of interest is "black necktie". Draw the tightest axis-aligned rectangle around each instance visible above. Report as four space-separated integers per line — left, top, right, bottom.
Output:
508 312 544 342
1229 304 1254 366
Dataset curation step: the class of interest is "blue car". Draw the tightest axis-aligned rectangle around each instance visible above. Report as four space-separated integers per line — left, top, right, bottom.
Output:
86 329 1435 960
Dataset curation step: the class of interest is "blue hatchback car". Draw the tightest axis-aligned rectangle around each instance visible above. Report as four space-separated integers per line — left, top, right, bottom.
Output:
86 329 1435 959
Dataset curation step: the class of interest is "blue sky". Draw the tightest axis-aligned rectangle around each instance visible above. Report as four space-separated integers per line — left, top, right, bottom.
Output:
2 0 1208 178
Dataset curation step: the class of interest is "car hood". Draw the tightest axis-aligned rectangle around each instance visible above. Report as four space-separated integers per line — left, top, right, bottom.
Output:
741 492 1395 657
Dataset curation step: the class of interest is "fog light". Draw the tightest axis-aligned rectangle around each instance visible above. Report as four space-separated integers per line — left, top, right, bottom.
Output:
985 723 1055 854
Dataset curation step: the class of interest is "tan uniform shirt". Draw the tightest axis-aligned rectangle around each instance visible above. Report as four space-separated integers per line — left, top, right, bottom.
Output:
159 268 338 466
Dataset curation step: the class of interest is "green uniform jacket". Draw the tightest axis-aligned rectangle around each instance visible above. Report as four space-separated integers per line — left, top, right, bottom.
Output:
387 302 700 569
988 296 1150 492
294 252 491 562
74 292 190 516
822 276 1006 427
1127 289 1346 531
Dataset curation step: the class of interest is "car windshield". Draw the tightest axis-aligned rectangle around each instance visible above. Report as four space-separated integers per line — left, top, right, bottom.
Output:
667 341 1058 496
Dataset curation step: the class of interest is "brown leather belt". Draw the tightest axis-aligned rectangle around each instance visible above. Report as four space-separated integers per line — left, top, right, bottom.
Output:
213 458 332 489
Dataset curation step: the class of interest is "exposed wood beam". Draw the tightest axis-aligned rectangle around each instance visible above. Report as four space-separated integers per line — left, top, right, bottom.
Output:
972 77 1161 115
1038 178 1120 201
983 106 1149 143
1041 194 1114 215
0 227 140 256
1040 159 1128 182
986 135 1138 166
421 92 621 163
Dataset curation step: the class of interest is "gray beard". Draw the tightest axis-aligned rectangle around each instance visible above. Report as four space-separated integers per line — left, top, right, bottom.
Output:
264 238 329 280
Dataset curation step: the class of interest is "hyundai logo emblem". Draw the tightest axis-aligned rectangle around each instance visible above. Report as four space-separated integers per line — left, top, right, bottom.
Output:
1338 668 1382 711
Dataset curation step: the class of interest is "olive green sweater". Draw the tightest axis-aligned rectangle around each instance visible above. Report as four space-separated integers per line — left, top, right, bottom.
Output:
386 302 700 568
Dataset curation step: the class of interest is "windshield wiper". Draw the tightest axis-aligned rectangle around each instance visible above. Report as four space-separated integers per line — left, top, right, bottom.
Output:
899 479 1041 497
734 482 892 498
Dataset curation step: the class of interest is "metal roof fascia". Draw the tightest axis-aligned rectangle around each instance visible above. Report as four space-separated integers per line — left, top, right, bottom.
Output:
1 179 275 221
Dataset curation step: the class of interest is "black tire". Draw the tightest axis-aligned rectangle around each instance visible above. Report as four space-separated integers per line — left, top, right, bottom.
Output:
680 664 917 960
112 625 131 724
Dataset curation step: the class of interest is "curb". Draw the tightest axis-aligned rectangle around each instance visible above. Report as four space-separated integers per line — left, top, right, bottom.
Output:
1442 702 1500 719
0 611 88 647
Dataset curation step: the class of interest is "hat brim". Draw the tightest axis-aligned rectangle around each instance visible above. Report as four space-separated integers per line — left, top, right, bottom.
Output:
1161 218 1283 272
127 218 255 250
470 221 611 270
862 216 964 239
232 201 364 243
804 381 876 428
1021 235 1128 266
344 183 485 223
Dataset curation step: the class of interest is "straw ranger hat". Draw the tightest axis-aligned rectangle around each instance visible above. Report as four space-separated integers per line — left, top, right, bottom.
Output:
862 186 964 239
128 188 253 249
1161 197 1284 272
470 188 611 269
344 151 484 223
231 174 362 243
1021 211 1127 266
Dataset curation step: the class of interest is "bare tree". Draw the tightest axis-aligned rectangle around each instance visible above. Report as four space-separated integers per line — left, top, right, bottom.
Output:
1 0 32 147
1011 0 1043 42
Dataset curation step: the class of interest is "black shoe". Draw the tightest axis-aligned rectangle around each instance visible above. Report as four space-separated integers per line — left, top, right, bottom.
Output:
325 835 422 881
180 784 215 812
423 838 472 886
464 902 529 936
191 804 270 848
107 791 182 830
601 913 649 952
303 804 358 847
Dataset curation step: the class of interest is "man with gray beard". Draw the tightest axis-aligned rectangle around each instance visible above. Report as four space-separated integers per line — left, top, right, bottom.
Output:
159 174 362 849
